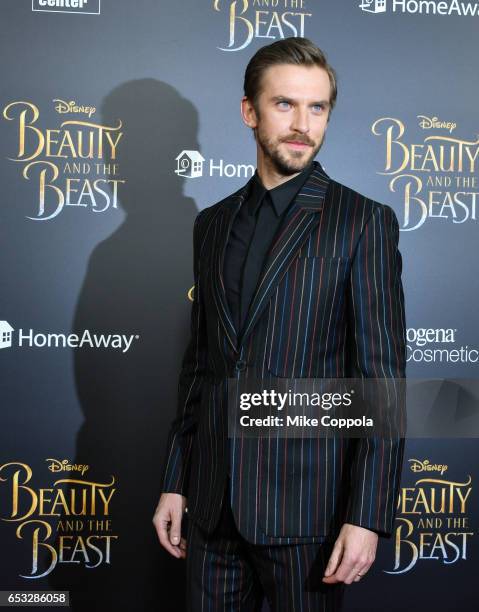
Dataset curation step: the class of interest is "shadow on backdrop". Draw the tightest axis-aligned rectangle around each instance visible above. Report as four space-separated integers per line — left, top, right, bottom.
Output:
46 78 200 612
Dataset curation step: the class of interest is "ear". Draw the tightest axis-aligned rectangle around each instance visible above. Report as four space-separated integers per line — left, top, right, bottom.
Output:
241 96 258 129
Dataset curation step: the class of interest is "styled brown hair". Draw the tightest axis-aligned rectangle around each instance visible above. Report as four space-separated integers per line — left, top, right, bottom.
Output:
243 37 337 116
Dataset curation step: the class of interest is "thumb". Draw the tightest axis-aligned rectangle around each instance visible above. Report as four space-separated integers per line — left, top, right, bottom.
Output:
324 540 343 577
169 509 182 546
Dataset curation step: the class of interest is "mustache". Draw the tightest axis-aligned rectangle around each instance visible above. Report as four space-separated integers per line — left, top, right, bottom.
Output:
281 135 315 146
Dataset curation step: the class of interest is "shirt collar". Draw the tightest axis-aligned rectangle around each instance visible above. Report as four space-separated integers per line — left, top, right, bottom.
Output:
248 161 315 217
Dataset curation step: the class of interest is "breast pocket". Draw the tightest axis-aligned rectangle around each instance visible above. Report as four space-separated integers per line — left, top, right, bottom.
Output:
266 256 350 378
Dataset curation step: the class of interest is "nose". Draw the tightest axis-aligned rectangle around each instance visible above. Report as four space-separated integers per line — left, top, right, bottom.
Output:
290 106 310 134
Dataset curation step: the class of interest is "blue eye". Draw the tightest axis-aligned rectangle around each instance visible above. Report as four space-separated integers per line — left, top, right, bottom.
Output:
312 104 324 112
277 100 290 109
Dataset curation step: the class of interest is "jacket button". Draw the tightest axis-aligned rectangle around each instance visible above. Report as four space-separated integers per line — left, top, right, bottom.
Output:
235 359 247 371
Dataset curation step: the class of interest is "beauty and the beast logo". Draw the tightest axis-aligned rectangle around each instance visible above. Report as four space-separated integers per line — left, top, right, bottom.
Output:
372 116 478 230
384 459 474 574
2 99 125 221
213 0 312 51
0 460 117 579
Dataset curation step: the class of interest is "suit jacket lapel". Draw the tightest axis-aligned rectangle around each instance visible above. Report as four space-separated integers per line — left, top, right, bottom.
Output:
211 161 331 354
239 162 330 348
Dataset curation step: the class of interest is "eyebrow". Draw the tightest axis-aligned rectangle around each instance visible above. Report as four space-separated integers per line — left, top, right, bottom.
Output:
270 95 330 108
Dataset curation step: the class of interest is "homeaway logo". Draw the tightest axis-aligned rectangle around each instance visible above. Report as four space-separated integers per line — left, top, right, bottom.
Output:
360 0 479 15
175 150 254 179
0 321 14 349
32 0 101 14
359 0 387 12
0 321 139 353
175 150 206 178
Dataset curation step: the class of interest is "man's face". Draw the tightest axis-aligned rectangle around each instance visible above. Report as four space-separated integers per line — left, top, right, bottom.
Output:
243 64 331 176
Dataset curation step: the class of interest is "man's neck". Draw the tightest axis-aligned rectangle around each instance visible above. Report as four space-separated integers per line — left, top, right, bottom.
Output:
256 155 311 190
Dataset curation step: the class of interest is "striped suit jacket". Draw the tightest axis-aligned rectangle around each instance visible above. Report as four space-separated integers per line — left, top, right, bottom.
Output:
161 160 406 545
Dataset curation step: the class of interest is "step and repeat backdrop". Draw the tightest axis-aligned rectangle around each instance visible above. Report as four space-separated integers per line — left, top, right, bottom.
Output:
1 1 478 610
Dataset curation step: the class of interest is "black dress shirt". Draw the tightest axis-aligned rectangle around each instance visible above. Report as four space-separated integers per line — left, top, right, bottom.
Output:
223 161 314 339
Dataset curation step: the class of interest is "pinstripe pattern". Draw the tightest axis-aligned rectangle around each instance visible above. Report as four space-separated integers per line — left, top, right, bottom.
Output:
162 161 406 545
186 479 345 611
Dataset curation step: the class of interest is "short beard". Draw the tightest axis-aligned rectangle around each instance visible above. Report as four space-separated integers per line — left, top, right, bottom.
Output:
254 124 325 176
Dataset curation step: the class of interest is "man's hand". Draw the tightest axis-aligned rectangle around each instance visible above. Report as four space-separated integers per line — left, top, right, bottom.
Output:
152 492 187 559
322 523 378 584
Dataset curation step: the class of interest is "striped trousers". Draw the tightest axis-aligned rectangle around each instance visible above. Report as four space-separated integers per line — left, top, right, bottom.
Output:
186 478 345 612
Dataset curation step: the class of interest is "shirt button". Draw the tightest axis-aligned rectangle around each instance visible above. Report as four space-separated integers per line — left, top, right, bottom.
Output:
235 359 247 371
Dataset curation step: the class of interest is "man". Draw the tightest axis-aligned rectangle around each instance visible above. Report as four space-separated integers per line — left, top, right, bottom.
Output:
153 37 406 611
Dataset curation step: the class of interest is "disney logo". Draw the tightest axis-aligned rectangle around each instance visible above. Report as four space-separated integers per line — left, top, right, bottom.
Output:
417 115 456 133
53 99 96 118
409 458 448 475
46 458 89 476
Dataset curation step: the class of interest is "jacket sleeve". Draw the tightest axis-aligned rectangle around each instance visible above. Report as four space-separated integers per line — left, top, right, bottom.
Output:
345 203 406 536
161 210 208 496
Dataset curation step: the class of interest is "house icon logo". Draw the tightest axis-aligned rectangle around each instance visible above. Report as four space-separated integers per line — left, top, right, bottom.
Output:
175 150 206 178
0 321 14 349
359 0 387 13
